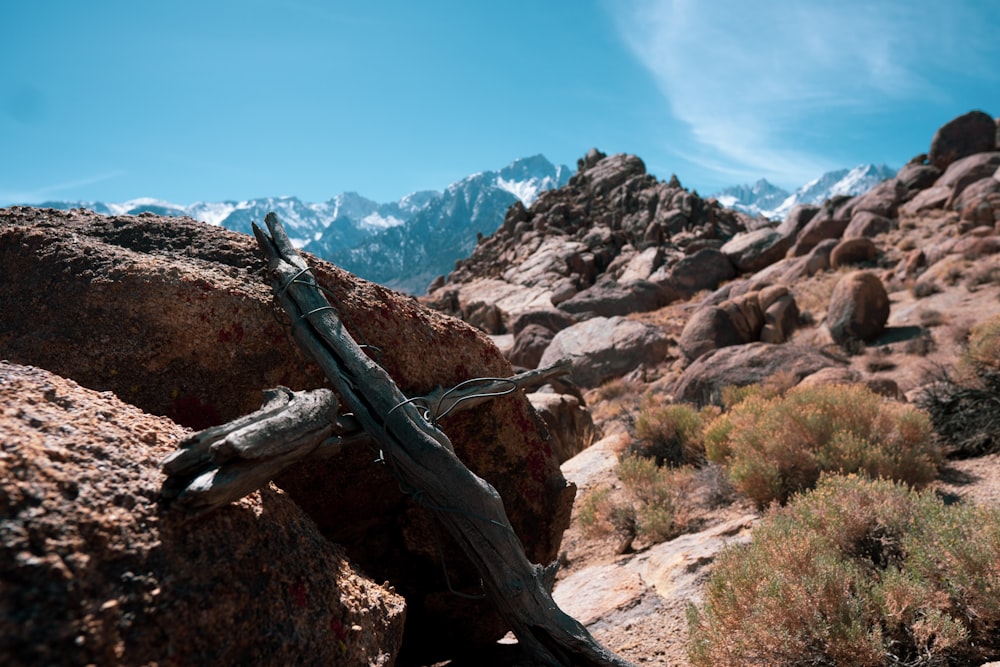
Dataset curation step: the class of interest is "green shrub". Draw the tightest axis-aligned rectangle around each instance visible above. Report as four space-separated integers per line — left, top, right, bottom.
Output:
688 475 1000 666
703 383 940 507
630 401 711 466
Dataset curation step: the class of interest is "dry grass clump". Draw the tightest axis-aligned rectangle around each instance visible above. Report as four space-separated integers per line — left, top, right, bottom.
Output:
586 377 645 423
688 475 1000 667
962 313 1000 384
920 314 1000 457
577 457 698 547
579 400 709 547
628 400 713 466
703 384 941 507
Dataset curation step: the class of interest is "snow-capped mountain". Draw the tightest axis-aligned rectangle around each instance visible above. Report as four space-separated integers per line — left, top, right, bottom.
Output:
36 154 569 294
316 155 572 294
713 179 791 218
713 164 898 220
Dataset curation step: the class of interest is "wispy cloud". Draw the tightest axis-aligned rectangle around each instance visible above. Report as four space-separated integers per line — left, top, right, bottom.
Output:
0 170 125 205
609 0 996 185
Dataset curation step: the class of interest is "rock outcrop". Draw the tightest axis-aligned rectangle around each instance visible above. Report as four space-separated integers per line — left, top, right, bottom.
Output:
0 207 574 659
423 150 749 332
678 285 799 361
0 362 405 666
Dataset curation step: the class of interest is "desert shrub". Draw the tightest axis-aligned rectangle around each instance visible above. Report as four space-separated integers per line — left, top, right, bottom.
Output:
576 484 632 537
919 314 1000 457
688 475 1000 667
577 457 697 546
617 455 695 542
629 400 711 466
962 314 1000 387
718 369 797 409
703 383 940 507
587 377 644 423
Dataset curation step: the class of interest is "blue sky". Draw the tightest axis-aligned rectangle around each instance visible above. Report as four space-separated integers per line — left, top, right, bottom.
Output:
2 0 998 207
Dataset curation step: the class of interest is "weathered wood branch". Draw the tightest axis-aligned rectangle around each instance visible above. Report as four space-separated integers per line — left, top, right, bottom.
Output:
159 361 572 514
247 212 634 667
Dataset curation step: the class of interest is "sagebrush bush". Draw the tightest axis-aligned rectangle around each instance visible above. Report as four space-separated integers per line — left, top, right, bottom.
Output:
962 314 1000 387
703 383 940 507
629 400 711 466
617 455 695 542
688 475 1000 666
577 456 696 546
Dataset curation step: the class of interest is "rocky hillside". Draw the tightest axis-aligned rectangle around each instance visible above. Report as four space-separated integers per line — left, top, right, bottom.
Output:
0 208 578 664
424 110 1000 395
423 149 754 337
421 109 1000 665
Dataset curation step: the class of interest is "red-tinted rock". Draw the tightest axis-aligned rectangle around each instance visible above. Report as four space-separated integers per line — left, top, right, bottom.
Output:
0 206 572 658
928 110 997 170
0 362 405 666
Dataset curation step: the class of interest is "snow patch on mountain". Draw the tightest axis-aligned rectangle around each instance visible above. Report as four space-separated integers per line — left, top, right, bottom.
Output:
713 164 898 220
34 154 571 293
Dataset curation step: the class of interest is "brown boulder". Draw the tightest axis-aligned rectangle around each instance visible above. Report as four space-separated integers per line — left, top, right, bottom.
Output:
844 211 893 239
557 278 673 317
527 392 597 463
825 270 891 345
955 177 1000 225
896 162 941 192
928 110 997 170
790 198 853 256
850 178 905 218
510 308 577 336
538 316 670 387
0 362 406 666
937 152 1000 202
760 292 799 344
899 185 952 216
508 323 555 369
720 228 790 273
830 237 879 268
678 305 749 361
653 247 737 296
677 288 792 360
0 207 573 657
672 342 844 406
776 204 820 240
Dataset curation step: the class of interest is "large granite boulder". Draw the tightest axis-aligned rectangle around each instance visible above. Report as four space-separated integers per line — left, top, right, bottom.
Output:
0 362 405 666
0 207 574 658
825 270 891 346
538 316 670 387
928 110 997 171
557 278 673 317
672 343 844 406
678 286 798 361
720 228 790 273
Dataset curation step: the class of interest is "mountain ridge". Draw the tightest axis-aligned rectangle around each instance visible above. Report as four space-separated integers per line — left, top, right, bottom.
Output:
35 155 571 294
712 163 898 220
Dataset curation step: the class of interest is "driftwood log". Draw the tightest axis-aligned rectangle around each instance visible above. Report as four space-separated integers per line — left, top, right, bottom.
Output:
160 212 635 666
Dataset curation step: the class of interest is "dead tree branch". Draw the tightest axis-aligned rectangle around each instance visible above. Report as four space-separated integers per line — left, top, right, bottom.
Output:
160 360 571 514
238 212 634 667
